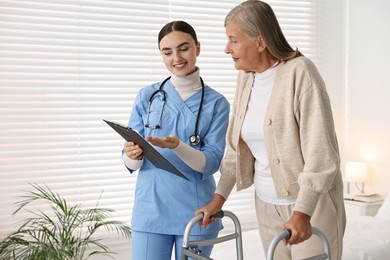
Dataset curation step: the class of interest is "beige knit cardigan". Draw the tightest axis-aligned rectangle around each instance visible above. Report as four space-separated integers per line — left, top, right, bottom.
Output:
216 56 342 216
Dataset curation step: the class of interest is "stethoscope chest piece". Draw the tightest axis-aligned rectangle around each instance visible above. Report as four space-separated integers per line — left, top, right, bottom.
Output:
189 134 201 146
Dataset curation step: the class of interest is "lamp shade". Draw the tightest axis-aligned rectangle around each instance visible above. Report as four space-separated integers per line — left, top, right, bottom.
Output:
345 161 367 182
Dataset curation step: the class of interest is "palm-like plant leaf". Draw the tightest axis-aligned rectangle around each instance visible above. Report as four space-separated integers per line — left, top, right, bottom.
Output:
0 183 131 260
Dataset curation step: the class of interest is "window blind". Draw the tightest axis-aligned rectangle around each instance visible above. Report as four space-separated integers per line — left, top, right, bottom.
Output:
0 0 320 255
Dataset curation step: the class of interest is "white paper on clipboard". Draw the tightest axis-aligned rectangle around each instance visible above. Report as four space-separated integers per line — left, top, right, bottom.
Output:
103 119 189 181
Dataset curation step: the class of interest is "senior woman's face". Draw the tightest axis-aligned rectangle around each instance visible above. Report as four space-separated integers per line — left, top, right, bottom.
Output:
225 22 262 72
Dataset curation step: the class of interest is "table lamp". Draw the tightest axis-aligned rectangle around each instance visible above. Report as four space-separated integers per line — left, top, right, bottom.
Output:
345 161 367 194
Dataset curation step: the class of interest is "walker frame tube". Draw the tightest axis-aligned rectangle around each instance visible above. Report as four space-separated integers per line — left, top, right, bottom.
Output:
181 210 243 260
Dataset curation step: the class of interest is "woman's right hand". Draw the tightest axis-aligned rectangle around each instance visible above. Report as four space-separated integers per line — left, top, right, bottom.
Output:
124 141 144 160
195 194 226 228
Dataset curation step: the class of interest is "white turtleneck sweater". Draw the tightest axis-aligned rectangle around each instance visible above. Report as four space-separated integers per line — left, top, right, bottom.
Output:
171 67 202 100
123 68 206 173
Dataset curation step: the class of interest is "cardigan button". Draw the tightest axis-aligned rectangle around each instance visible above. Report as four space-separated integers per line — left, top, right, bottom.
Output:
282 190 289 197
265 119 272 125
272 157 280 164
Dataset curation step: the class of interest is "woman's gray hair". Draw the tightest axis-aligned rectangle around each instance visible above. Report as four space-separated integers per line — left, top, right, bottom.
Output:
225 0 301 61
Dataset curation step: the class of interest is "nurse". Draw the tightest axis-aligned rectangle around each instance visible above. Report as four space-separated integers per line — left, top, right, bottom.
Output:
122 21 230 260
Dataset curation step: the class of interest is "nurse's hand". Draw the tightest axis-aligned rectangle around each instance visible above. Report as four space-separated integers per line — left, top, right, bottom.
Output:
124 141 144 160
146 135 179 149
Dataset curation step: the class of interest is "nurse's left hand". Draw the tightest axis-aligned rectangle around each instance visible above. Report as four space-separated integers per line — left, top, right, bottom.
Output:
146 135 179 149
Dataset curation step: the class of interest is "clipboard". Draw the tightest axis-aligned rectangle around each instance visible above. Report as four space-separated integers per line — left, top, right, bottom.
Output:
103 119 189 181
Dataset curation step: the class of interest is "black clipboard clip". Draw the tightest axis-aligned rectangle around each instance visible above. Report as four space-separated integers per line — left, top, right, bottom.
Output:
103 119 189 181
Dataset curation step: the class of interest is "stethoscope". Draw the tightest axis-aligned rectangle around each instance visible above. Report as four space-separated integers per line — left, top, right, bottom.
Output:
145 76 205 146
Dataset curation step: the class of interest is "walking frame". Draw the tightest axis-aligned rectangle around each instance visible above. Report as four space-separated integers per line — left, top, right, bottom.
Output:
181 210 331 260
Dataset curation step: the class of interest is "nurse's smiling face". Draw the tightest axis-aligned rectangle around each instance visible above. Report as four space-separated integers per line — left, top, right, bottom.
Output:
159 31 200 77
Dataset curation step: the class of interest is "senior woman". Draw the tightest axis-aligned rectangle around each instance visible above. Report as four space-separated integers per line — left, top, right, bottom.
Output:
196 1 346 259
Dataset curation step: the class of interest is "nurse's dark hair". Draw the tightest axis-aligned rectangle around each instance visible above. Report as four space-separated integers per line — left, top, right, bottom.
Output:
158 21 198 49
225 0 302 61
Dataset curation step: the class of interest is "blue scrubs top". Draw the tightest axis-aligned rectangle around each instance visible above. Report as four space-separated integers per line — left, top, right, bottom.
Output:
126 79 230 236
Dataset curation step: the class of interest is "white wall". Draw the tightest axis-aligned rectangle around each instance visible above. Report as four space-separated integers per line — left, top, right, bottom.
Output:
344 0 390 196
318 0 345 153
296 0 390 197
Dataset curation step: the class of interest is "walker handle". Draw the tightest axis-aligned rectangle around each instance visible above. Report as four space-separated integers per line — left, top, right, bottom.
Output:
285 228 292 239
199 210 224 220
211 210 224 219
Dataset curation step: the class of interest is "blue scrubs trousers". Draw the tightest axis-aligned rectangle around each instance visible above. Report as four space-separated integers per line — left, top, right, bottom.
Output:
132 231 218 260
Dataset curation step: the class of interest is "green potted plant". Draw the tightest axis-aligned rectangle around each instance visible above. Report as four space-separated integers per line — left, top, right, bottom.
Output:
0 183 131 260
